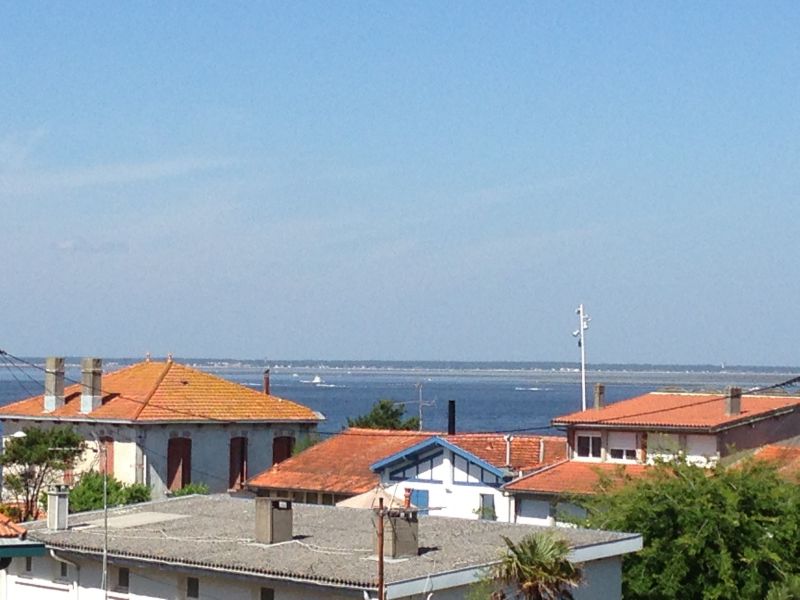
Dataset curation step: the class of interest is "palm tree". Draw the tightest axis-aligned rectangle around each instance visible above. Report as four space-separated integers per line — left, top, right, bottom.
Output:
490 532 583 600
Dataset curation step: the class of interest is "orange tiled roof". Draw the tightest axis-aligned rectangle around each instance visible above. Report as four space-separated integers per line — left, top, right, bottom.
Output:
504 460 651 495
247 428 434 495
553 391 800 431
753 444 800 481
444 434 567 471
0 361 321 423
0 514 25 538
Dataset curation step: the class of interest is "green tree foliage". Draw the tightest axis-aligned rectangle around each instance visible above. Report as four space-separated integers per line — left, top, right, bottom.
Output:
484 532 583 599
346 399 420 430
292 432 321 456
580 458 800 600
0 426 84 520
767 574 800 600
171 482 209 497
68 471 151 513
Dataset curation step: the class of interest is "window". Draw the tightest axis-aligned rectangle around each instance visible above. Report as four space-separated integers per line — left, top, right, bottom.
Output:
116 567 130 592
576 434 601 458
24 556 32 573
167 437 192 491
260 588 275 600
609 448 637 461
478 493 496 520
409 489 429 515
187 577 199 599
60 561 69 579
272 436 294 465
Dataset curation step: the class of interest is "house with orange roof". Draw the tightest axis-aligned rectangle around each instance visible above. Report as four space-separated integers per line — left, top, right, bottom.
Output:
503 384 800 525
0 357 323 498
0 513 44 569
248 426 567 523
750 441 800 481
553 385 800 467
371 432 567 522
246 428 434 504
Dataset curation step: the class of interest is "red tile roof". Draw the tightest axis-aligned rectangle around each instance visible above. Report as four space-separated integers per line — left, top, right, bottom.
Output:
0 514 26 538
246 428 434 495
752 444 800 481
504 460 651 495
0 361 321 423
443 434 566 471
553 391 800 431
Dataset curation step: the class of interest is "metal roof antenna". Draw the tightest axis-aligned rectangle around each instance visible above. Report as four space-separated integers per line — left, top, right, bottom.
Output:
572 304 591 411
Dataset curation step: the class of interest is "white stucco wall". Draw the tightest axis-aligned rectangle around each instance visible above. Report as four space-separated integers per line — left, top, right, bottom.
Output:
379 448 514 522
1 551 626 600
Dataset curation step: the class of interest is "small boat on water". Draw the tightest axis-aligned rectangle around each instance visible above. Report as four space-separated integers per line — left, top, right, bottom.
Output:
311 375 323 384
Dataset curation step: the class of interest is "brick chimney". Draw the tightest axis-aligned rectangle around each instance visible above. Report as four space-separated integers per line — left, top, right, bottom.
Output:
594 383 605 409
44 357 65 412
263 367 270 395
47 485 69 531
255 498 293 544
725 387 742 416
79 358 103 414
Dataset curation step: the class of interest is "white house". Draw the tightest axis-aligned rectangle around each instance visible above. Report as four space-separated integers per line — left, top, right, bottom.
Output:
371 433 567 522
0 357 323 498
2 491 643 600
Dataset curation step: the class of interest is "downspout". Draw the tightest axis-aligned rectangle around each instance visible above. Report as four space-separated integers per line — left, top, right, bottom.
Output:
50 549 80 600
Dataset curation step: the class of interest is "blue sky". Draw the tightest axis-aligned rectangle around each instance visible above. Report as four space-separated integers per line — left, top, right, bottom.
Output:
1 3 799 365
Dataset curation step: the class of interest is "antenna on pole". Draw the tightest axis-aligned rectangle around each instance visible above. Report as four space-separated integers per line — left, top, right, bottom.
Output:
572 304 590 411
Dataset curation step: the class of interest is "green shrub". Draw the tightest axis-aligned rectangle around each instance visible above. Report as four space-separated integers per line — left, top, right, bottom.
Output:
171 482 209 497
69 471 151 512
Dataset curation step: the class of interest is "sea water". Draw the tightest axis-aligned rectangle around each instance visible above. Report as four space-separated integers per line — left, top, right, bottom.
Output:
0 361 795 435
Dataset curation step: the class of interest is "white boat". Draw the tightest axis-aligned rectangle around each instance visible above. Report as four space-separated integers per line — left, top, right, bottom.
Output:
311 375 323 384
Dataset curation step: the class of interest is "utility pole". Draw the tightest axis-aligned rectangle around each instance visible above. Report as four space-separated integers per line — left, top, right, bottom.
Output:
376 497 385 600
573 304 591 411
415 382 434 431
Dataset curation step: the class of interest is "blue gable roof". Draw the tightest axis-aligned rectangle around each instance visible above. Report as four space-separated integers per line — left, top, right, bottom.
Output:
370 436 507 478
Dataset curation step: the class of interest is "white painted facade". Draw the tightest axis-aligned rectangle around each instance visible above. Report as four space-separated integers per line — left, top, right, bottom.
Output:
0 544 631 600
2 421 314 498
569 428 720 467
376 445 514 522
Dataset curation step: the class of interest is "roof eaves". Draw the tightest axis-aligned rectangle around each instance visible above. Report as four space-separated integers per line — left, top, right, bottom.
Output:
370 436 507 478
39 543 374 590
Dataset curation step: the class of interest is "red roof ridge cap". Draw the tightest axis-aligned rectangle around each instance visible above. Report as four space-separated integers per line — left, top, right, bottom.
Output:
132 360 173 420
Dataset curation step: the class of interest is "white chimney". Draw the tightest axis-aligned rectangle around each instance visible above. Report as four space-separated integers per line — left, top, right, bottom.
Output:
80 358 103 414
504 434 514 467
44 357 65 412
47 485 69 531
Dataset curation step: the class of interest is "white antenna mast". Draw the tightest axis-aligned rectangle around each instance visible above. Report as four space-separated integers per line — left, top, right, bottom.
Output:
572 304 591 411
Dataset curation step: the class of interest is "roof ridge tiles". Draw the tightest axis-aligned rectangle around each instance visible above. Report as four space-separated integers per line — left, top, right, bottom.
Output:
132 360 173 420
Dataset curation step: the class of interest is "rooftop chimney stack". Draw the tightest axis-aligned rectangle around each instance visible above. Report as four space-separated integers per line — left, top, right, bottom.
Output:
263 367 270 395
44 357 65 412
47 485 69 531
594 383 605 409
447 400 456 435
375 507 419 559
255 497 293 544
79 358 103 414
725 386 742 416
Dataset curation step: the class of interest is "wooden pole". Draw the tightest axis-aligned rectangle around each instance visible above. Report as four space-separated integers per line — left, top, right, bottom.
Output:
377 497 385 600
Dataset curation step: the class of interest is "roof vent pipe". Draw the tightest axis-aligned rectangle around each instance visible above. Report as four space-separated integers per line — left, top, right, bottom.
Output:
263 367 270 395
725 386 742 416
593 383 605 409
44 357 65 412
504 434 514 467
538 438 545 464
447 400 456 435
79 358 103 414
